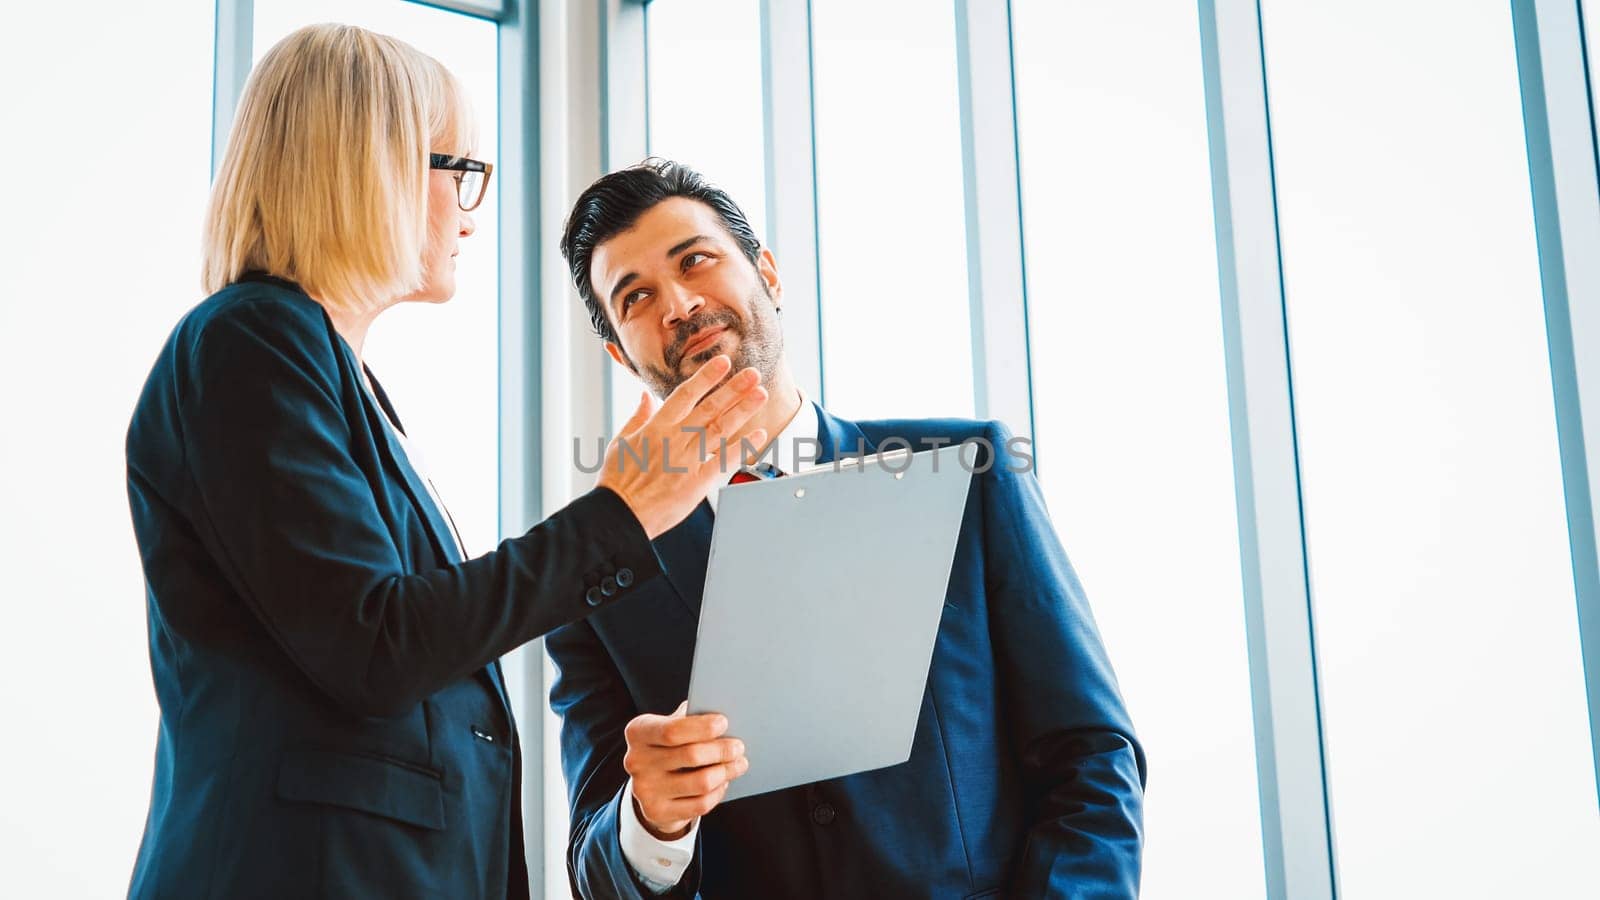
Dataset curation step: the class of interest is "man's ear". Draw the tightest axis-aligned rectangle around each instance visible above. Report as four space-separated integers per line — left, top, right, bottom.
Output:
757 247 782 308
605 340 637 374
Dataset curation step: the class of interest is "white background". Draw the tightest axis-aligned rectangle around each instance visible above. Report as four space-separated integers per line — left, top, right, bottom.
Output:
1 3 215 895
1012 1 1267 896
1262 0 1600 895
809 0 976 420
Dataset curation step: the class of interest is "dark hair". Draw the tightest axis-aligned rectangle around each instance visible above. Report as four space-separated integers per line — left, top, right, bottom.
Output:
560 158 763 344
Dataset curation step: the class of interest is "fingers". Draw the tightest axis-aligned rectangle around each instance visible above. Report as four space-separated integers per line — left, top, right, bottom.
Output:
678 737 744 769
657 757 749 799
661 711 729 746
625 710 729 749
690 376 767 449
692 382 769 469
654 369 764 471
655 354 734 423
593 356 768 540
627 748 748 823
628 737 744 773
716 427 768 469
624 737 745 792
704 382 766 448
638 781 734 826
624 704 749 833
682 366 761 426
625 747 746 792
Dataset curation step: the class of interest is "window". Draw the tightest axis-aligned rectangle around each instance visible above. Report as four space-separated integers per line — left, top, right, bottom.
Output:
1012 2 1267 896
610 0 769 434
0 3 216 895
645 0 768 243
810 0 973 419
253 0 501 557
1260 1 1600 894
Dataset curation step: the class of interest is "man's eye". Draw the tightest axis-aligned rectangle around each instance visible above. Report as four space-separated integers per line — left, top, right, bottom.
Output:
683 252 709 269
622 291 646 313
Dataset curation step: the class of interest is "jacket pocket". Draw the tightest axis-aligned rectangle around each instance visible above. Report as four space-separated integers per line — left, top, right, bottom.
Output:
275 747 445 830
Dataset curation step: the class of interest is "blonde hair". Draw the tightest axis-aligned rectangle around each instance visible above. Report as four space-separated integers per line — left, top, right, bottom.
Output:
202 23 475 310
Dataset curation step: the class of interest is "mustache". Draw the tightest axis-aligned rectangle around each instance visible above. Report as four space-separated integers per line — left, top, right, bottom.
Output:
666 311 741 369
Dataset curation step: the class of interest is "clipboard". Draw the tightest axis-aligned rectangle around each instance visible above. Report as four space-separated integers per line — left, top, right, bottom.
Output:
686 445 973 801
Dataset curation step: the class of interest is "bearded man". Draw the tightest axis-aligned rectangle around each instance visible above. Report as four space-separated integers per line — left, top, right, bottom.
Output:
547 159 1145 900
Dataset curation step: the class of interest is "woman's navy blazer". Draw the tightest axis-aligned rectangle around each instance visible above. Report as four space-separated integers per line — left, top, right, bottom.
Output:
124 274 661 899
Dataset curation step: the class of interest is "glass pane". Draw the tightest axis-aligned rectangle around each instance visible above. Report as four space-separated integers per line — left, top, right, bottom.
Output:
1012 2 1266 896
811 0 973 419
253 1 500 558
0 2 213 895
1260 2 1600 896
645 0 767 242
612 0 768 433
458 168 486 211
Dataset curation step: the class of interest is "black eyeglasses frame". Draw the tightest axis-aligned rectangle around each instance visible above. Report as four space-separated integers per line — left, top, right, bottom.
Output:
429 153 494 212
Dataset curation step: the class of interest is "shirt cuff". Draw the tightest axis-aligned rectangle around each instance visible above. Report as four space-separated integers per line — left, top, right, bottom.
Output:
619 777 699 894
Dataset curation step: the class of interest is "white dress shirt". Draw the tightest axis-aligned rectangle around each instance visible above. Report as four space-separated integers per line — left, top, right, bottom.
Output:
621 389 818 893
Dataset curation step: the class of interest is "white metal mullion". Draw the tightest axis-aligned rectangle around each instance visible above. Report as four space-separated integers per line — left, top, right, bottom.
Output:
955 0 1033 441
210 0 253 177
760 0 825 403
1197 1 1338 896
1510 0 1600 809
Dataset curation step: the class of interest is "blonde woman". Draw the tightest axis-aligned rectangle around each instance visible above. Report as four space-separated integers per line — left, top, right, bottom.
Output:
125 24 765 899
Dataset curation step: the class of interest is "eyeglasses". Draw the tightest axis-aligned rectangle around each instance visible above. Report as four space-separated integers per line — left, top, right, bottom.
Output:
429 153 494 212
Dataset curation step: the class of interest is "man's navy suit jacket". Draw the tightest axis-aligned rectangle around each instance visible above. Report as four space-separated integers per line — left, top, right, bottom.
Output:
548 408 1147 899
124 275 663 899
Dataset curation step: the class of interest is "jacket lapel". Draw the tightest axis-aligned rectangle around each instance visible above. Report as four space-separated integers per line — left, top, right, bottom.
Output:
338 343 514 718
653 500 716 619
814 406 875 465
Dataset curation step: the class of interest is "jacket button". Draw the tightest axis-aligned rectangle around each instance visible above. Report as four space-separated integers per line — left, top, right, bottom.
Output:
601 575 618 597
585 586 603 607
616 567 634 588
811 803 836 826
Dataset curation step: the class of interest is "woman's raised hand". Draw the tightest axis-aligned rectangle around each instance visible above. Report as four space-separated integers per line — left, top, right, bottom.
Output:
596 355 768 539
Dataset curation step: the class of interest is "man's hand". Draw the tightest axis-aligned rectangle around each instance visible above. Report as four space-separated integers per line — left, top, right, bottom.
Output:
597 355 769 539
624 701 749 840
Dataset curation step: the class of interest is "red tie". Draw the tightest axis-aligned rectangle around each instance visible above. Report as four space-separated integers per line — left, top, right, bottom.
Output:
729 464 784 485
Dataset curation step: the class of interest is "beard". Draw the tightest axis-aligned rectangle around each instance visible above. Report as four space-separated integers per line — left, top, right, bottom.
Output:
633 281 783 398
